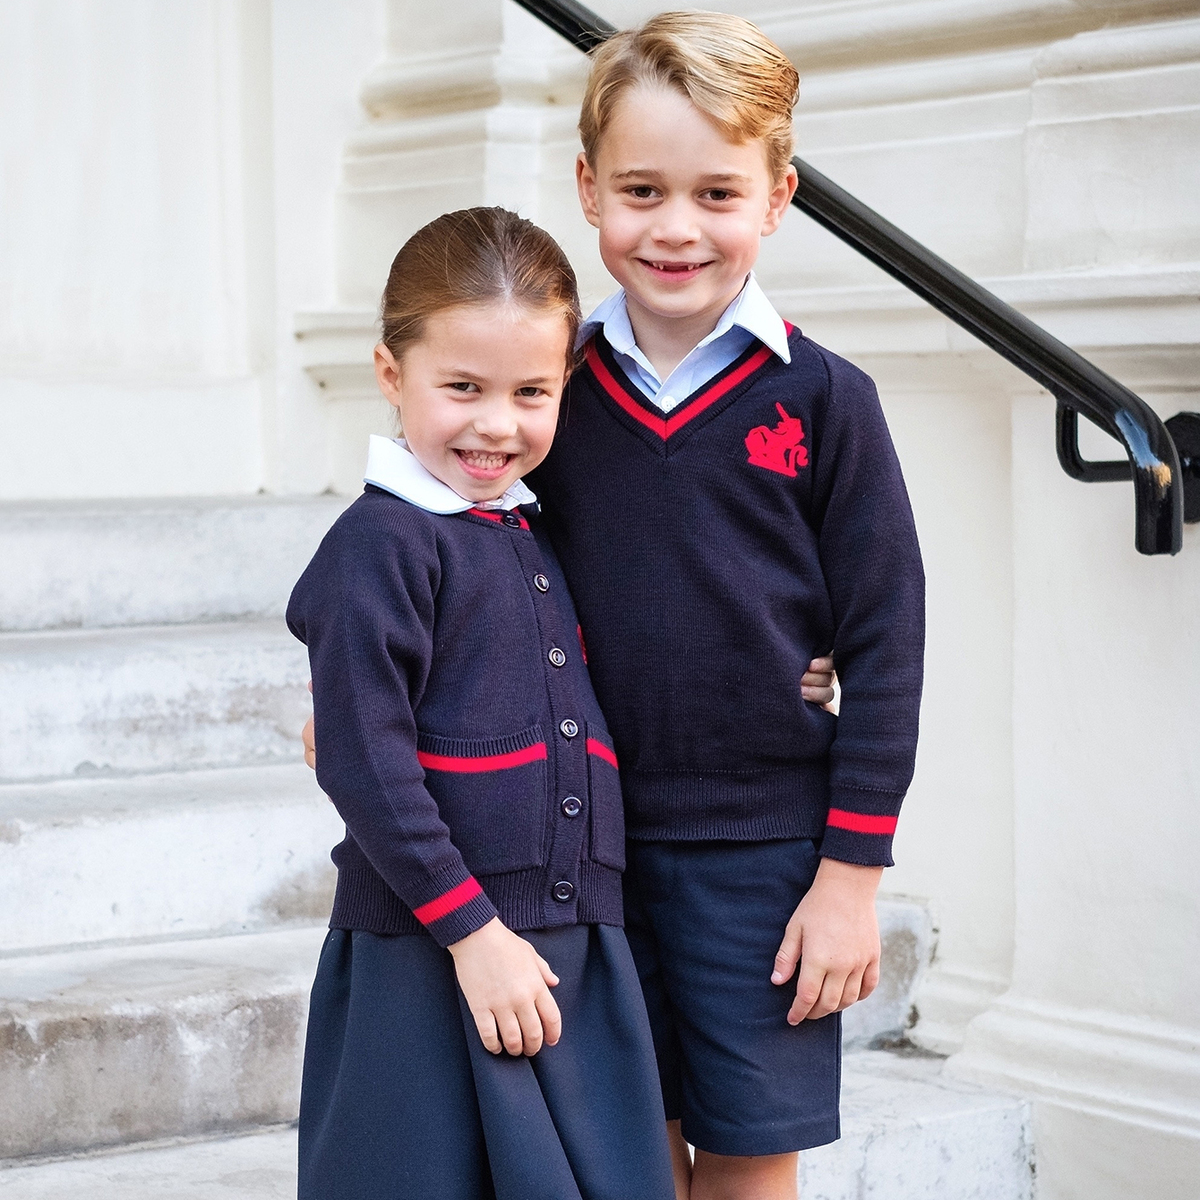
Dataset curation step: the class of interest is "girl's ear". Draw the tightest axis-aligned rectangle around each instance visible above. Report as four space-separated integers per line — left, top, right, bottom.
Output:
374 343 403 409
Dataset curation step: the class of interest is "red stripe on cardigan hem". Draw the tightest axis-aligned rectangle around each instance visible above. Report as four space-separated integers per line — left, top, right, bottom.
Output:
826 809 898 835
412 877 483 924
418 743 548 773
586 738 618 768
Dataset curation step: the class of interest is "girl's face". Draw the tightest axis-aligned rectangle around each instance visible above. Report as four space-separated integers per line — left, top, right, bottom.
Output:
374 301 571 503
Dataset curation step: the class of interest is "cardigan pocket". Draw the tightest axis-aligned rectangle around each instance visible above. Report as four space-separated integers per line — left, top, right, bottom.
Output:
585 723 625 870
417 725 549 875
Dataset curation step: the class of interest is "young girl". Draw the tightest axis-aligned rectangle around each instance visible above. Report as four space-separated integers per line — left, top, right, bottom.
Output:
286 207 676 1200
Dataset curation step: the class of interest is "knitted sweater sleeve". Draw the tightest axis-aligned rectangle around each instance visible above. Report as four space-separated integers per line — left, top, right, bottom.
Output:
286 500 499 946
811 349 926 867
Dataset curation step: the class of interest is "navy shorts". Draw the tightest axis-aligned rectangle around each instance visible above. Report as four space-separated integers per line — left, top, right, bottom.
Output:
623 838 841 1157
298 924 675 1200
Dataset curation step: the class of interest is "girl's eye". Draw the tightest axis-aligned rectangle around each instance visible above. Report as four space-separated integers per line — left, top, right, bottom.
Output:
516 387 544 398
447 381 478 393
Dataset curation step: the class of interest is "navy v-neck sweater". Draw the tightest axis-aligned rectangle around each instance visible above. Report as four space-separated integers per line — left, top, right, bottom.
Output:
529 328 925 867
287 489 625 946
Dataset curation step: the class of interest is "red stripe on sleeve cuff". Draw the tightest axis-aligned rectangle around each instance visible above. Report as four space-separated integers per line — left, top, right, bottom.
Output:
826 809 898 835
412 877 484 925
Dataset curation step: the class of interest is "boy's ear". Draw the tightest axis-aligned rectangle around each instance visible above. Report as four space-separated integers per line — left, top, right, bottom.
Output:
762 162 799 237
374 343 404 410
576 152 602 229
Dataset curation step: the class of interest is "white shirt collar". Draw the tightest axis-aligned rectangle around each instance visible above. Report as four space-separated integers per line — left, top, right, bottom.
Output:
363 436 537 514
577 273 792 369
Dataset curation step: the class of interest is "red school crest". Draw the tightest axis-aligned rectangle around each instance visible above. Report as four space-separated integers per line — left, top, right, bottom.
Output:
745 403 808 477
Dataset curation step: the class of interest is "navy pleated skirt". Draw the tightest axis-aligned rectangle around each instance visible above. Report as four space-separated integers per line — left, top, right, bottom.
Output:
297 923 676 1200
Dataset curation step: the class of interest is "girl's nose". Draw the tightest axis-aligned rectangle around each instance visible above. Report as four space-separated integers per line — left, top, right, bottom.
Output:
472 400 520 441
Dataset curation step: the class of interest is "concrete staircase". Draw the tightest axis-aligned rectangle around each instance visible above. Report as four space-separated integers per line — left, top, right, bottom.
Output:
0 494 1035 1197
0 497 347 1162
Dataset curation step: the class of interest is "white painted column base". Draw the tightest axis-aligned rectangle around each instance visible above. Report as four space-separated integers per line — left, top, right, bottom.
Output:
948 996 1200 1200
911 965 1010 1056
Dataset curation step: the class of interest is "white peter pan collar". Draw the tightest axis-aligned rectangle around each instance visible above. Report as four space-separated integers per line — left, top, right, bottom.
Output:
363 436 537 515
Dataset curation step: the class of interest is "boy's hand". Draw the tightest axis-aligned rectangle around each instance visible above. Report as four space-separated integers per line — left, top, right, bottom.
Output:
801 656 838 711
302 681 316 770
771 858 883 1023
302 714 316 770
449 917 562 1056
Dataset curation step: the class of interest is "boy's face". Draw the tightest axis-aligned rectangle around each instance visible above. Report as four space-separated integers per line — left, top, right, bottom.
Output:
374 302 569 503
577 85 796 340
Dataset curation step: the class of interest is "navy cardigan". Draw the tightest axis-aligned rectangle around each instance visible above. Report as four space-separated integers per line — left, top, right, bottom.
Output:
286 488 625 947
530 327 925 867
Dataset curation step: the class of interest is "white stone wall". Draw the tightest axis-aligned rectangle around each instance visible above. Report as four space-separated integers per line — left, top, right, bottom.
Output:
3 2 1197 1195
0 0 384 499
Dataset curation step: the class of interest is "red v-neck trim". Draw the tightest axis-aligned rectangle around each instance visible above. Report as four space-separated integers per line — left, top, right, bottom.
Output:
584 335 781 441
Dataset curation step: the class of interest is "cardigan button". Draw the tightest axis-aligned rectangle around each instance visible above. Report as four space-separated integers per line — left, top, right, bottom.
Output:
548 647 566 668
501 512 522 528
552 880 575 903
561 796 582 818
533 573 550 592
559 719 579 739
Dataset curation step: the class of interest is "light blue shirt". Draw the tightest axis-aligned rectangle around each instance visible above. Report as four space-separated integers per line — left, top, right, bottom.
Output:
577 274 792 412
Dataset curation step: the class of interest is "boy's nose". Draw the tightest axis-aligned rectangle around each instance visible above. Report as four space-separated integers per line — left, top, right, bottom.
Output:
650 199 701 246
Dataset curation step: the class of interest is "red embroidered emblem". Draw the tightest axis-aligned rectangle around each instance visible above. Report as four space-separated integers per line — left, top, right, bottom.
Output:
745 403 808 477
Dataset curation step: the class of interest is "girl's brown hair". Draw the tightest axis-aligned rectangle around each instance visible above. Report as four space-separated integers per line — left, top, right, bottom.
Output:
580 11 799 183
380 207 580 365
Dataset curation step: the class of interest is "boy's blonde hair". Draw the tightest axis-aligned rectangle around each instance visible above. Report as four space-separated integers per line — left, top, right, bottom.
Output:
579 11 799 182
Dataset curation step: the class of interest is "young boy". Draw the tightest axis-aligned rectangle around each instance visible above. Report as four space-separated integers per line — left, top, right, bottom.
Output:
529 12 924 1199
305 12 921 1199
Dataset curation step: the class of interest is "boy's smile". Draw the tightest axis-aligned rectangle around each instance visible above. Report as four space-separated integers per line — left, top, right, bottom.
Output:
373 303 569 503
577 85 796 374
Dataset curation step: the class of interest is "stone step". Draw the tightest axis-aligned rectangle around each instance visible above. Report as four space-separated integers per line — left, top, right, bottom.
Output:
0 905 942 1165
0 1128 298 1200
0 927 325 1161
0 621 311 782
803 1050 1033 1198
0 495 348 633
0 1053 1032 1198
0 764 344 954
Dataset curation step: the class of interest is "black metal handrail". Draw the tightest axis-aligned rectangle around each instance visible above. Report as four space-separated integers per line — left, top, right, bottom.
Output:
512 0 1195 556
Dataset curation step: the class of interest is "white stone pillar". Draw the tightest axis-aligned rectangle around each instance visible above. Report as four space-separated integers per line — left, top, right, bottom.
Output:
295 0 591 492
948 18 1200 1199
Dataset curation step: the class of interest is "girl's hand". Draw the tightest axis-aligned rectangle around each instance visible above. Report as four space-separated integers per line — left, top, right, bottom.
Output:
801 656 838 711
448 918 562 1055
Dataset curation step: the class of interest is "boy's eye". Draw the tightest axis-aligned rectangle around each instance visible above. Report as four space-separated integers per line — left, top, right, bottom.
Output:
705 189 734 202
626 185 657 200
